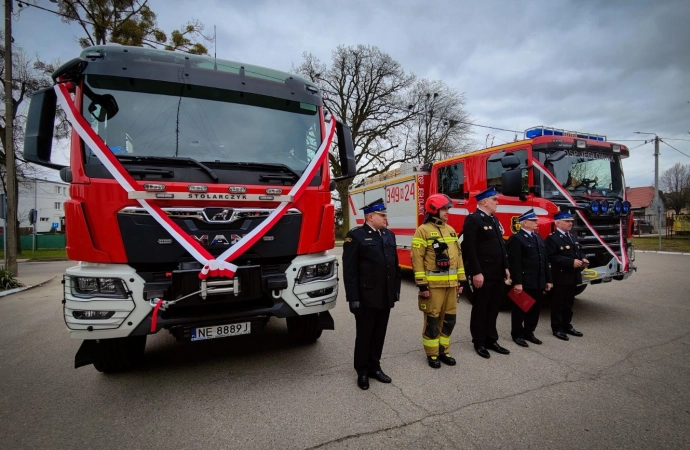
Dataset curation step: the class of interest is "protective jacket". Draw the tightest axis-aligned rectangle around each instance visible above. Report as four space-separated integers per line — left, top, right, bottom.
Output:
411 217 466 288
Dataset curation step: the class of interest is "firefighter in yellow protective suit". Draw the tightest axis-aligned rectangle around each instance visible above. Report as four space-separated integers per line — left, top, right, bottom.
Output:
412 194 466 368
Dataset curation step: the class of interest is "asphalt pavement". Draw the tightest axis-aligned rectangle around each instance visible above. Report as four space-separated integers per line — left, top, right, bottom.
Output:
0 252 689 449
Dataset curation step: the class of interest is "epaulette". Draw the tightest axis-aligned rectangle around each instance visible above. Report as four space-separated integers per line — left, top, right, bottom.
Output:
349 226 360 232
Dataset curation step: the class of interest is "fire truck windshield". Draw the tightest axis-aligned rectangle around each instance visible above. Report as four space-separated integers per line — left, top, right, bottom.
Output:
81 75 322 173
535 149 625 199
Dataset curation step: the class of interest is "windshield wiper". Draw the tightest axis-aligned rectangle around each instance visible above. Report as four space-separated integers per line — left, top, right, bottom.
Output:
202 161 300 182
116 155 218 182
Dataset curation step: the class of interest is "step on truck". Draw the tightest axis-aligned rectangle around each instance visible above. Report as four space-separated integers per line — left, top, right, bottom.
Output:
24 45 356 372
349 126 636 297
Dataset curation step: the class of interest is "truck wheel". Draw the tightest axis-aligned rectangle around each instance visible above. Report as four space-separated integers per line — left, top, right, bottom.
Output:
574 285 588 297
93 336 146 373
286 315 323 343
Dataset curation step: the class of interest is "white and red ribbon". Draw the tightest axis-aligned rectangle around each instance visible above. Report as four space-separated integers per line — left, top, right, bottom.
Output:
55 83 336 280
532 158 629 272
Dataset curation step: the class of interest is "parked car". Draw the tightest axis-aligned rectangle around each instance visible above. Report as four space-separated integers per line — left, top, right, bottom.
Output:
633 219 654 234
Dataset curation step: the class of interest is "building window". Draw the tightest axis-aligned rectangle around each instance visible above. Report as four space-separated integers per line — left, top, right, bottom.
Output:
40 217 49 222
54 202 62 210
55 186 60 194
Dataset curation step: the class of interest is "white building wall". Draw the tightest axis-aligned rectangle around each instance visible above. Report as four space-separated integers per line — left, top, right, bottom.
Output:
0 178 69 233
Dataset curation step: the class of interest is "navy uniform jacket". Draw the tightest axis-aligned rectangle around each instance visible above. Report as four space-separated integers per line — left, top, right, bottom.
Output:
342 224 402 309
545 230 584 285
507 230 552 290
461 210 509 280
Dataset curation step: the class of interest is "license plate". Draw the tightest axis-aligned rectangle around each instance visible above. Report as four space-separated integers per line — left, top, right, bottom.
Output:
190 322 250 341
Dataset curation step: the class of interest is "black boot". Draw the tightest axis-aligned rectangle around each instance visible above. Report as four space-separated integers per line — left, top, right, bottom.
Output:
427 355 441 368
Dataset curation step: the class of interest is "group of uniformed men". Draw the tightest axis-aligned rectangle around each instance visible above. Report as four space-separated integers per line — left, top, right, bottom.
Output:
342 188 588 390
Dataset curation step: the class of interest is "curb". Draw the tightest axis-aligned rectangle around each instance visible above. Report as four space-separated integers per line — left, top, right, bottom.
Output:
0 276 58 298
635 250 690 256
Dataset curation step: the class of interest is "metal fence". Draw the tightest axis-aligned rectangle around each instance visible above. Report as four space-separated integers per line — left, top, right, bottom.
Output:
0 234 66 250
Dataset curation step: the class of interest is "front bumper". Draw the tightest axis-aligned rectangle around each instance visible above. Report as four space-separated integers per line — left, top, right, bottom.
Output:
63 253 339 340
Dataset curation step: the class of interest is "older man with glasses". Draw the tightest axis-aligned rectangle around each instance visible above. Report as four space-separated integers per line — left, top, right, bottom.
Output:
461 187 511 359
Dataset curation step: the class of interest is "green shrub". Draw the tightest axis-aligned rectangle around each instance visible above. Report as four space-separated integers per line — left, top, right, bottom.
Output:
0 267 23 290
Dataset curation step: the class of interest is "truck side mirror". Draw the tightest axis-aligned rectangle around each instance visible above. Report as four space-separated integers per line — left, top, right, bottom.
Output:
501 168 522 197
24 87 66 170
333 120 356 182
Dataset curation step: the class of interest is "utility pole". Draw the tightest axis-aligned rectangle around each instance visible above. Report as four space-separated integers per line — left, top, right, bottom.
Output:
4 0 19 274
635 131 663 251
653 136 661 251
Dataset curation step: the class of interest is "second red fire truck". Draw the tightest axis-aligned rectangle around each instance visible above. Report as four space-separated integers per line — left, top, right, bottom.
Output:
349 126 636 296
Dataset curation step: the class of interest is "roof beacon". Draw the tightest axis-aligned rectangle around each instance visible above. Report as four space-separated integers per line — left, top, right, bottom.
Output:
525 126 606 142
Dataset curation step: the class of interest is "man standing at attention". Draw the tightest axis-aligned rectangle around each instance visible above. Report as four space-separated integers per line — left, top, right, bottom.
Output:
343 198 401 390
507 208 552 348
411 194 466 368
461 187 511 359
545 210 588 341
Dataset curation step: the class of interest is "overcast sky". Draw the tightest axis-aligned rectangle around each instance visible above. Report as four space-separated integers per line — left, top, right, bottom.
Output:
7 0 690 188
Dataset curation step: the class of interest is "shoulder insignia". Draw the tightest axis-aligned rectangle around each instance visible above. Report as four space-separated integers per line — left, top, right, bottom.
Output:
349 226 359 232
344 237 353 243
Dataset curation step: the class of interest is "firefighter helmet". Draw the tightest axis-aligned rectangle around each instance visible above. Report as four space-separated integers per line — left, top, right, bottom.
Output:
425 194 453 214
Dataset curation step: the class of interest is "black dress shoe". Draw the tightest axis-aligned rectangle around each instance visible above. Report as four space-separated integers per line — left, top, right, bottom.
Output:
512 337 528 348
368 370 392 383
564 327 583 337
427 355 441 368
474 346 490 359
357 374 369 390
524 335 542 345
553 331 569 341
486 342 510 354
438 353 456 366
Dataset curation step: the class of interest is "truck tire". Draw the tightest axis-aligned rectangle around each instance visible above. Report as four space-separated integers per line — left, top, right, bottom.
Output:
574 284 587 297
286 315 322 343
93 336 146 373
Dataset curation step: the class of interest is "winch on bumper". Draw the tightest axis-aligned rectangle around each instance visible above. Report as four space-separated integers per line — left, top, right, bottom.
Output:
62 252 339 340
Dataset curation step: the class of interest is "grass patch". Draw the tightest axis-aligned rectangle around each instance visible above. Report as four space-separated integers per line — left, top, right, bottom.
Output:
0 248 68 261
630 235 690 252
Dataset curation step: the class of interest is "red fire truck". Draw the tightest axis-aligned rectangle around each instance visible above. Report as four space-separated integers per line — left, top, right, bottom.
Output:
24 45 356 372
349 126 636 296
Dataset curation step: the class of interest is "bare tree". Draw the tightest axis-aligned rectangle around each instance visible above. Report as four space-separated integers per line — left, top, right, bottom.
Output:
295 45 417 232
400 79 473 164
55 0 211 55
660 162 690 214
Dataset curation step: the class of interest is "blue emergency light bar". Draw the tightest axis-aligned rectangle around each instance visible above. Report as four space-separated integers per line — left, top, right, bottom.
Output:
525 126 606 141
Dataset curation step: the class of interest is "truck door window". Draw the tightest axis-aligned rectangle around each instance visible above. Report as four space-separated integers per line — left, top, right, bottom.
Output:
437 163 464 199
486 149 527 192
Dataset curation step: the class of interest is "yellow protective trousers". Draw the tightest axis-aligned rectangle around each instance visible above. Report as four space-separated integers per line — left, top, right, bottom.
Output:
419 287 457 356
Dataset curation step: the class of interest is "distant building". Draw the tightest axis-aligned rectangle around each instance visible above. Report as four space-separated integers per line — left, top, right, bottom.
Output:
0 177 69 233
626 186 665 231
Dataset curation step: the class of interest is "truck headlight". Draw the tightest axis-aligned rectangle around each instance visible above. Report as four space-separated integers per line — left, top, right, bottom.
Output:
298 262 335 283
71 277 128 298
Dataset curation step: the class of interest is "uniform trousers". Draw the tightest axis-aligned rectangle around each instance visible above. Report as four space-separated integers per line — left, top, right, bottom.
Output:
354 307 390 374
421 287 457 356
551 284 576 332
469 279 504 346
511 288 543 339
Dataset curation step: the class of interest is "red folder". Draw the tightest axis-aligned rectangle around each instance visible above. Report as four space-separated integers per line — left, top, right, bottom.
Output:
508 289 536 312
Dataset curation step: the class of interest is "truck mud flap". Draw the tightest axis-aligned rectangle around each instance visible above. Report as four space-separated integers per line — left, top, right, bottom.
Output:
74 339 99 369
318 311 334 330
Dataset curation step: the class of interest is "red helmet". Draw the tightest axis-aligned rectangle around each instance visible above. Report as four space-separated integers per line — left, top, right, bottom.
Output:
425 194 453 214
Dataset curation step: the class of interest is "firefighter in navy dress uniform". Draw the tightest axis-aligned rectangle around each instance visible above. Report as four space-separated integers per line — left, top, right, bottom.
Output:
342 198 401 390
461 187 512 359
545 210 588 341
507 208 552 347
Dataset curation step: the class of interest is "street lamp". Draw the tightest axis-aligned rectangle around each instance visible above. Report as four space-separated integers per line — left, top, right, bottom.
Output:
634 131 662 251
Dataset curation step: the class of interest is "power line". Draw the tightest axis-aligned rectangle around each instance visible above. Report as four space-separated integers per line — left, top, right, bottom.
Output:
16 1 196 54
660 139 690 159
